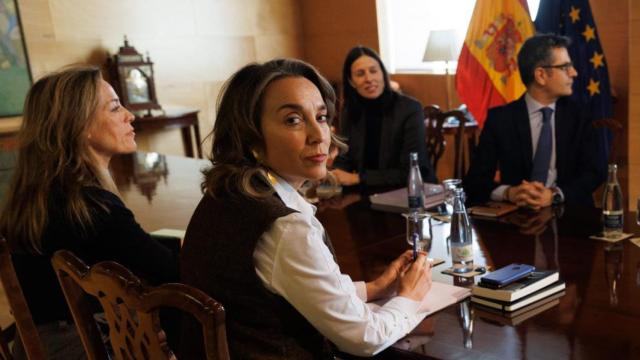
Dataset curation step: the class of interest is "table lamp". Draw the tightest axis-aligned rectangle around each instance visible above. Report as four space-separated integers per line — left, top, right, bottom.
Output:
423 29 458 111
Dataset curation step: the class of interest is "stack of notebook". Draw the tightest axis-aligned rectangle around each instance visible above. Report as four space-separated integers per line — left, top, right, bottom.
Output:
474 290 565 326
471 270 565 312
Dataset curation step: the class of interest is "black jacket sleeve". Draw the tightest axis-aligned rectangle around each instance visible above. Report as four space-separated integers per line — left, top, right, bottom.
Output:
556 109 606 205
86 188 179 285
464 108 501 204
333 107 356 172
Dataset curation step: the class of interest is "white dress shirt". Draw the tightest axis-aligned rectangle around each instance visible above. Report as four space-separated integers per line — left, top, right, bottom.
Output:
253 172 423 356
491 93 563 201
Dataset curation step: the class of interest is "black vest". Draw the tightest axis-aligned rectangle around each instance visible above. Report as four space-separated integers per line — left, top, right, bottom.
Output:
180 190 334 359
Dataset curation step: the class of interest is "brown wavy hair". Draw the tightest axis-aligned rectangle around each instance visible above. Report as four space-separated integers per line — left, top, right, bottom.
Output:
203 58 346 198
0 66 110 254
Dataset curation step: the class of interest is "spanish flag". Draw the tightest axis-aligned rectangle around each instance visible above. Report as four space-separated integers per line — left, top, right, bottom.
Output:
455 0 535 127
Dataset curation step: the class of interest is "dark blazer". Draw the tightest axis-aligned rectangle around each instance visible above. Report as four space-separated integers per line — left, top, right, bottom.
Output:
464 95 605 206
334 93 436 186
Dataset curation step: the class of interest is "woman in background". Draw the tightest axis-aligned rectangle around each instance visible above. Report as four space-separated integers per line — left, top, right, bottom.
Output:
332 46 436 187
0 66 178 359
180 58 432 359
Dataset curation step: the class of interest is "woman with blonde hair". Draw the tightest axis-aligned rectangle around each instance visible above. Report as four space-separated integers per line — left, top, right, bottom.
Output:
0 66 178 359
181 58 432 359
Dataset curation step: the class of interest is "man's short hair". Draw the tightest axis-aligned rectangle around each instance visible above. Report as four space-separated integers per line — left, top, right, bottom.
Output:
518 34 572 86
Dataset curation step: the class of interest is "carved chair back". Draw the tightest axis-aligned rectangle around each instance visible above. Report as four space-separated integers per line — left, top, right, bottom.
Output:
51 250 230 360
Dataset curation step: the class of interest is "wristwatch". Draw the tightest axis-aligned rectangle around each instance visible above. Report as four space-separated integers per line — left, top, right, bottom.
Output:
552 188 563 205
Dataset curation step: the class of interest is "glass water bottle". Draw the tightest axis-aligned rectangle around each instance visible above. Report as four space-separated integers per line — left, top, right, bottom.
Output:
450 188 474 273
602 164 623 236
407 152 424 213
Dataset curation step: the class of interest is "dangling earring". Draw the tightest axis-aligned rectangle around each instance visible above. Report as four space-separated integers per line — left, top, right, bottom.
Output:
252 149 261 163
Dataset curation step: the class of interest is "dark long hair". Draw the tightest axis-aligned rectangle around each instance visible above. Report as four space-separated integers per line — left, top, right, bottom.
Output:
341 46 394 108
202 58 346 199
340 46 396 125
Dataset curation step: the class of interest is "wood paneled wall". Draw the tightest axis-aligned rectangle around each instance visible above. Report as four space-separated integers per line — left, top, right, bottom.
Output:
14 0 303 156
300 0 378 83
629 0 640 210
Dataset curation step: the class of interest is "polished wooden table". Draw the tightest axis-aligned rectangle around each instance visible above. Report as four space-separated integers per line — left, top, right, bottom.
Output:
320 201 640 359
111 153 640 359
110 152 208 231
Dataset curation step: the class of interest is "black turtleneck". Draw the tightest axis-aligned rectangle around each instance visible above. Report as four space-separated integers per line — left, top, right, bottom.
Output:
362 95 386 170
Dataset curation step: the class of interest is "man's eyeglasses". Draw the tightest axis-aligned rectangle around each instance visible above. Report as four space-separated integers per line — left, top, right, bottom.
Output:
540 62 574 72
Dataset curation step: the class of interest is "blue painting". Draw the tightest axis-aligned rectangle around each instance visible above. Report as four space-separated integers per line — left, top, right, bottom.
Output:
0 0 31 117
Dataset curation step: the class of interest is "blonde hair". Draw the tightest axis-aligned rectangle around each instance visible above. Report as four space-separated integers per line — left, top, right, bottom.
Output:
202 58 346 199
0 66 114 254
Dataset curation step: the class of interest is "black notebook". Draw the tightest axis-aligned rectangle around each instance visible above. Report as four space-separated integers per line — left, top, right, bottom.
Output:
471 280 566 312
474 290 565 326
472 270 558 302
369 184 445 213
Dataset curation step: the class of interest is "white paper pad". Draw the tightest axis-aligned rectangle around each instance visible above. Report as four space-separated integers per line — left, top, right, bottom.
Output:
367 281 470 316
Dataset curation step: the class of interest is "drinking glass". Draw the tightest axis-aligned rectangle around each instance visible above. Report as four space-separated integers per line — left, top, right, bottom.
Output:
442 178 463 214
403 212 433 261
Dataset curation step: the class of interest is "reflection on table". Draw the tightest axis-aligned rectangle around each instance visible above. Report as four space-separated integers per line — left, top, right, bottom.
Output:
25 152 640 359
111 152 208 231
318 193 640 359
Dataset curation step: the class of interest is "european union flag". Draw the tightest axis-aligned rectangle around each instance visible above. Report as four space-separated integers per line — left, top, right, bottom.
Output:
535 0 613 167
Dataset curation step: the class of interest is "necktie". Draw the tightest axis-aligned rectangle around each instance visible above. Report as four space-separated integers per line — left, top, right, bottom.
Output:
531 107 553 184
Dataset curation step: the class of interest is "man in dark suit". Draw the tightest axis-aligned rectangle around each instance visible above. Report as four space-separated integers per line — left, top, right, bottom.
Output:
464 34 605 208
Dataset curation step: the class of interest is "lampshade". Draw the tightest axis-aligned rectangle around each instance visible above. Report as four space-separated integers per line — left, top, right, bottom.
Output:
423 29 459 62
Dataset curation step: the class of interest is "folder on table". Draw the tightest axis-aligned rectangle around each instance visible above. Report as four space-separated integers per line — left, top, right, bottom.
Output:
369 184 445 213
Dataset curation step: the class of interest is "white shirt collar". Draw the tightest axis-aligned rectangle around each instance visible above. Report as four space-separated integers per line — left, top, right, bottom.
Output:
263 171 317 216
525 93 556 117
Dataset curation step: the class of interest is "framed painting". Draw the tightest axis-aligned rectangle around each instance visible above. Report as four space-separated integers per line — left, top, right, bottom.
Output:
0 0 31 117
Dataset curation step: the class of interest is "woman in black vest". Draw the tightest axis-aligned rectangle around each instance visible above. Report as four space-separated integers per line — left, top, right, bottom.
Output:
332 46 436 187
180 59 433 359
0 67 178 359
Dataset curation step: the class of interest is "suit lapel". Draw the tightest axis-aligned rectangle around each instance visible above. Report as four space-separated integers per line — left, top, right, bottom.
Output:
513 96 533 175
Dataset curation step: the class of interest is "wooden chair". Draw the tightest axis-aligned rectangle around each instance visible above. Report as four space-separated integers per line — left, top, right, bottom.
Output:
51 250 230 360
0 237 45 360
423 105 446 172
0 326 11 360
438 110 475 179
592 118 623 164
